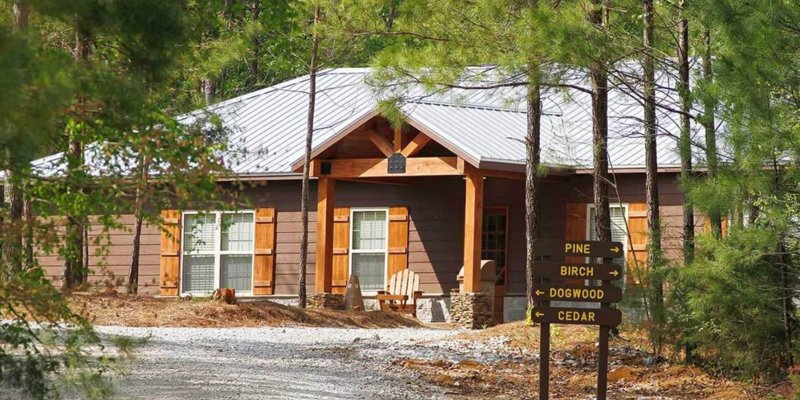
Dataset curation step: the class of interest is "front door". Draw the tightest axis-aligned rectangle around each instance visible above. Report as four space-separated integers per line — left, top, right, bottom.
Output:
482 206 509 324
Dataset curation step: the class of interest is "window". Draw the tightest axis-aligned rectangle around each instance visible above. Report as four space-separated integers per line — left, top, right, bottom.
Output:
182 211 254 295
349 209 388 292
588 204 627 283
482 207 508 286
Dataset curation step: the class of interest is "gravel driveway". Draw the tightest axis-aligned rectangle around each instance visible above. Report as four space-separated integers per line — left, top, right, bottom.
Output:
93 325 516 400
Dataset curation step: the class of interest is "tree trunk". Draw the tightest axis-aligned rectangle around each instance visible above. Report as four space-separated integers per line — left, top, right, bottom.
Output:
590 0 611 244
128 155 148 295
64 23 90 290
12 1 29 30
247 0 261 89
3 1 30 277
203 78 215 105
643 0 664 355
677 3 694 265
643 0 659 263
23 190 33 269
298 2 322 309
702 29 722 238
525 76 542 308
385 0 399 30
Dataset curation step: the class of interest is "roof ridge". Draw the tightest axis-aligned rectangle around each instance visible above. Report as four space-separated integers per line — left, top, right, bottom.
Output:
198 68 371 114
407 100 526 114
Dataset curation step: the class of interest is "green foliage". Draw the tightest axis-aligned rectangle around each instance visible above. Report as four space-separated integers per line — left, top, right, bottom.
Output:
0 268 134 399
674 229 792 380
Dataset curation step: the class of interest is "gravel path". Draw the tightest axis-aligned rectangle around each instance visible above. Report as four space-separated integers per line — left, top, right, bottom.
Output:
92 326 519 400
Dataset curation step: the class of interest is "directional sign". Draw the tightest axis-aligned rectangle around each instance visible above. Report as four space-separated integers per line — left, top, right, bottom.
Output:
533 240 624 258
532 284 623 303
530 306 622 326
532 262 623 281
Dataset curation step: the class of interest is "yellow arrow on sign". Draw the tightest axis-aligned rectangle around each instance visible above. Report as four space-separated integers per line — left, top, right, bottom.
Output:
535 289 544 296
610 246 621 254
609 270 619 277
535 312 544 318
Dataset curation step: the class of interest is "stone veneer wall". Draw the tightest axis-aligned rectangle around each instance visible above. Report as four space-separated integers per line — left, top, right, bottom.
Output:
450 290 494 329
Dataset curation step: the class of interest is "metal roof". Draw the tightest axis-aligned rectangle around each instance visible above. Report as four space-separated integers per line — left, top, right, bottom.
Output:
32 67 707 177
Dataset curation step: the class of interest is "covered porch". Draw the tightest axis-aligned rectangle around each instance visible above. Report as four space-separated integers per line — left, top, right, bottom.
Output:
294 116 564 327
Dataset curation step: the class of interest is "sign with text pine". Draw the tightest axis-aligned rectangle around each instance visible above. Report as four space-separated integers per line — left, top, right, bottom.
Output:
533 239 624 258
535 239 624 400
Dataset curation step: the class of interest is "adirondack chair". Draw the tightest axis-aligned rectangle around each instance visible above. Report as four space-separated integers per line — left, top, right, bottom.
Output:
376 269 423 317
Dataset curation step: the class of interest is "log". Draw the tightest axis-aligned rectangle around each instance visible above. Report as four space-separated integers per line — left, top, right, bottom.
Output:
212 288 237 304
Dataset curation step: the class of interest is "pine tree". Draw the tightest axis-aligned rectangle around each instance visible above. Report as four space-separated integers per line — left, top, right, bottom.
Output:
298 1 322 309
589 0 612 244
677 0 694 265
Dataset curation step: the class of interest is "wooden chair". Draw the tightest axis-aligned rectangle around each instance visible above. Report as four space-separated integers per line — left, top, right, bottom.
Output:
377 269 423 317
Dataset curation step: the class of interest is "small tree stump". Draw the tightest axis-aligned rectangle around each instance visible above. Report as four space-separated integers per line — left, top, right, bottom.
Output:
212 288 237 304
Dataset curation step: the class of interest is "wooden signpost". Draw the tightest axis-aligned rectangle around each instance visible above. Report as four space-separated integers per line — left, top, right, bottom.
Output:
534 240 624 400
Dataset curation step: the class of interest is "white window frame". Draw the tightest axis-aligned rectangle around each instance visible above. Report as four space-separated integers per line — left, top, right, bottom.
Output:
585 203 629 286
348 208 389 294
180 210 255 296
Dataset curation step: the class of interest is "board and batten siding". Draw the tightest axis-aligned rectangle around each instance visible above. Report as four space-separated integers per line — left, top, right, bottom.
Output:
37 215 162 293
34 172 695 296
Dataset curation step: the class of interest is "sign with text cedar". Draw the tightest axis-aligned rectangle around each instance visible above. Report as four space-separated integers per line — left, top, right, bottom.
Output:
530 306 622 326
532 261 623 280
535 239 624 400
533 239 624 258
531 284 623 303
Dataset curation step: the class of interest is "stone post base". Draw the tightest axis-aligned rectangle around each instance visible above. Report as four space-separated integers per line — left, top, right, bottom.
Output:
450 290 494 329
308 293 344 310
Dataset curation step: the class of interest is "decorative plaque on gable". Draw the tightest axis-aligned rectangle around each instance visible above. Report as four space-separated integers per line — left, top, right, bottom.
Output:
387 153 406 174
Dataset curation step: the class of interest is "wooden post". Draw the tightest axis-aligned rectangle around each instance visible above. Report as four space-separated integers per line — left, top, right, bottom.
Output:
539 321 550 399
393 125 403 152
315 177 335 294
597 254 613 400
463 172 483 293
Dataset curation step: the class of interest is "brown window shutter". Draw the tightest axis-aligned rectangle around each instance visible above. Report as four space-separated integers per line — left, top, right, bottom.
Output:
160 209 181 296
387 206 410 284
564 204 588 285
703 214 729 236
253 208 276 295
331 207 350 294
627 203 648 285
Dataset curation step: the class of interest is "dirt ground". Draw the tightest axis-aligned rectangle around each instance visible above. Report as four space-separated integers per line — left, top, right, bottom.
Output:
396 322 783 399
64 295 790 399
69 293 419 328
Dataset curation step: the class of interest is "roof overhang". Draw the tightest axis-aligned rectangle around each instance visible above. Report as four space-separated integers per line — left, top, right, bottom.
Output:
289 109 378 172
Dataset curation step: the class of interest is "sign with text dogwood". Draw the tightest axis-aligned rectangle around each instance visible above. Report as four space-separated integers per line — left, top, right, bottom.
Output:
531 284 623 303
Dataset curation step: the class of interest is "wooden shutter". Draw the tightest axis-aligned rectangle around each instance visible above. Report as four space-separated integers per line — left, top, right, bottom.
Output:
703 214 729 236
387 206 410 283
627 203 648 285
253 208 276 295
159 210 181 296
564 204 588 284
331 207 350 294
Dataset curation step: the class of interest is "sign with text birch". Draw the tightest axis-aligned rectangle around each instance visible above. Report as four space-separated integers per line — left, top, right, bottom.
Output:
532 262 623 280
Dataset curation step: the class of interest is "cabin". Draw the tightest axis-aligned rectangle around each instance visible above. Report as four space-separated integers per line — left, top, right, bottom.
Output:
36 68 709 324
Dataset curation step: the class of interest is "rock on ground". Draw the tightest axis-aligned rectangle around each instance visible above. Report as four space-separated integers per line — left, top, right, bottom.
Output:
92 326 518 400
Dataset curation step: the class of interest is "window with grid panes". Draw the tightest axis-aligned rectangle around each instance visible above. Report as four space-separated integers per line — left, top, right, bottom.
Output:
481 208 508 286
182 211 254 295
589 205 627 285
350 209 388 291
